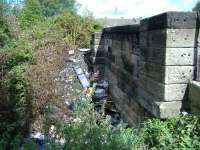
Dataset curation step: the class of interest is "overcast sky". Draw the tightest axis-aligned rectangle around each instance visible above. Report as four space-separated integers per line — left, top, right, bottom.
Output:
77 0 199 18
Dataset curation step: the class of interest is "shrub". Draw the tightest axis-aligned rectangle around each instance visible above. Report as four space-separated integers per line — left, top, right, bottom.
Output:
18 0 44 28
44 94 145 150
0 15 12 47
0 64 32 149
0 39 34 73
141 114 200 149
54 12 102 48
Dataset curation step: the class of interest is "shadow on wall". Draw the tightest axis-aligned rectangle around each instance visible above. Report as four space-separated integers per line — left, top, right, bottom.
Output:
88 11 199 126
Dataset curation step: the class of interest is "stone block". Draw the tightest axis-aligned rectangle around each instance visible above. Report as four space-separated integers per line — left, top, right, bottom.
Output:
140 47 195 65
121 35 133 53
105 60 117 75
104 25 140 34
140 29 196 48
107 53 115 63
91 38 105 45
107 75 149 126
137 88 182 118
121 34 139 54
139 75 188 101
91 45 105 51
189 81 200 116
112 39 122 52
140 11 197 31
120 53 135 75
105 38 112 47
109 53 139 76
92 32 103 39
139 61 194 84
92 57 106 64
92 48 106 57
105 63 138 96
123 103 143 126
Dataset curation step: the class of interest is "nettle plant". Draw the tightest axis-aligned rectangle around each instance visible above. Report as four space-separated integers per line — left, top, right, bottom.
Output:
141 114 200 149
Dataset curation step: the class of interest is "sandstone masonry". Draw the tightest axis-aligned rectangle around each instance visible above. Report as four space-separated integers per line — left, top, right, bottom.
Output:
90 11 198 126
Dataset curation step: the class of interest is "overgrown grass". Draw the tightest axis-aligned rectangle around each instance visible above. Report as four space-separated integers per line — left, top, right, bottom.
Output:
0 4 102 148
12 93 200 150
1 2 200 149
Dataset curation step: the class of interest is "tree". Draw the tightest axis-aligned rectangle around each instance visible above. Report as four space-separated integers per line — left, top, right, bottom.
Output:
0 0 11 47
18 0 43 28
38 0 78 17
193 1 200 13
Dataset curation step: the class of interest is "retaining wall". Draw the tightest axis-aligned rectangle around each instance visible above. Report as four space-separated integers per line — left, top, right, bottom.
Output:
189 81 200 116
90 11 198 126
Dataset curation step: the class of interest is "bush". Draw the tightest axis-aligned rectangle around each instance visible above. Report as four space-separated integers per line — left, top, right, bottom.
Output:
0 64 31 149
18 0 44 28
0 39 34 73
54 12 102 48
0 15 12 47
141 114 200 149
42 94 145 150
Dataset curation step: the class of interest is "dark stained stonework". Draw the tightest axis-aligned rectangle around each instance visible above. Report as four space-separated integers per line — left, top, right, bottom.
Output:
90 11 197 126
103 25 140 34
140 12 197 31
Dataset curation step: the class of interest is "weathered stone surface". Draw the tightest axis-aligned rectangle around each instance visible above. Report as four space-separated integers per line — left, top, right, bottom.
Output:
140 29 196 48
106 72 151 126
137 88 182 118
112 39 122 52
91 45 105 51
90 12 197 122
140 11 197 31
139 75 188 101
121 34 140 54
92 57 106 64
140 47 195 65
121 35 133 53
139 61 194 84
92 48 106 57
104 37 112 47
91 38 105 45
92 32 103 39
105 66 138 96
104 25 140 34
189 81 200 116
107 53 115 63
107 52 139 77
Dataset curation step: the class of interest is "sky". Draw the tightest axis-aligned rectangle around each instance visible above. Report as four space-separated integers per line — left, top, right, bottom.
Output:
77 0 199 18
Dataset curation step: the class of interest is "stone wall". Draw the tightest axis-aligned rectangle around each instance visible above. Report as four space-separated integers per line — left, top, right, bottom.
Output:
189 81 200 116
90 12 198 126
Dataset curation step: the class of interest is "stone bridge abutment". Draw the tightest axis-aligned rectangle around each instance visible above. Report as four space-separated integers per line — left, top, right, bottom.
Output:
90 11 198 126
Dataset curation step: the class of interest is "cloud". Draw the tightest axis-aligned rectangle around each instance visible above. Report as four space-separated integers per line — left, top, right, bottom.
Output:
77 0 199 18
77 0 182 18
170 0 198 10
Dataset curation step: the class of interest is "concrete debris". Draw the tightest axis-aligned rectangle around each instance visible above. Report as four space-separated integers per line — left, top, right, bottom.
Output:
68 50 75 55
30 132 45 140
68 57 79 63
92 88 108 101
79 48 90 52
93 80 109 89
73 64 90 88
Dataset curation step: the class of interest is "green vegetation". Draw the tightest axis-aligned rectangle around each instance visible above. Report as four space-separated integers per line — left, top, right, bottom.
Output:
0 0 102 148
0 13 11 47
53 100 200 150
18 0 44 28
193 1 200 13
39 0 78 17
0 0 200 149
